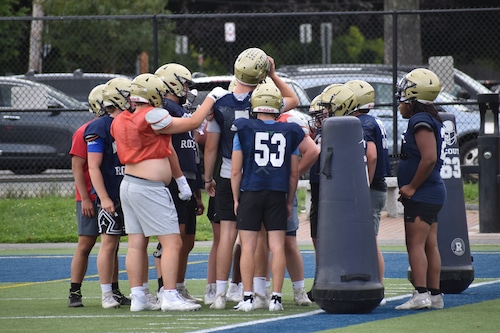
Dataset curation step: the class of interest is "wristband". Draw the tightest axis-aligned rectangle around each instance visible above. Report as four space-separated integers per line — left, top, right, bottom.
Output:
205 178 213 183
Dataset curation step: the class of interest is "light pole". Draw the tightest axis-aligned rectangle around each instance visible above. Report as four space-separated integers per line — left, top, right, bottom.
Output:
300 24 312 64
225 22 236 73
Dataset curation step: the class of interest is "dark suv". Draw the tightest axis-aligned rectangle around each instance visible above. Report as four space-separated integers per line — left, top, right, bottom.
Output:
0 77 92 174
14 70 131 106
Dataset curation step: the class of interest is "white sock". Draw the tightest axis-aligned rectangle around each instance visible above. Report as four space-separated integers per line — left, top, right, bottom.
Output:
163 289 179 301
101 283 112 294
292 280 305 290
131 286 146 302
254 277 266 296
216 280 227 295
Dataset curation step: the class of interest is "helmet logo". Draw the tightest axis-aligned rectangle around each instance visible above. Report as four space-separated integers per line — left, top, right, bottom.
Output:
442 120 457 146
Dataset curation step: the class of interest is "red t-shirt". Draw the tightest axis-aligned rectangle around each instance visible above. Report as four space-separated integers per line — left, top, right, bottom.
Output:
111 106 172 164
69 121 96 202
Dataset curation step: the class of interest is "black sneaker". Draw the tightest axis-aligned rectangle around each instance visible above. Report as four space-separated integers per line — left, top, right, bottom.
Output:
68 290 83 307
307 289 315 302
113 289 132 306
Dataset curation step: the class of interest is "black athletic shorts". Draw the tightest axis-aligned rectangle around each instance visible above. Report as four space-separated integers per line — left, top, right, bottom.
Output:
309 182 319 239
402 199 443 225
236 190 287 232
167 179 197 235
213 177 237 222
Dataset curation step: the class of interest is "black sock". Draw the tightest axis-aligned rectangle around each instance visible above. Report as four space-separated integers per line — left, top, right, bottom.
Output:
158 277 164 292
70 283 82 292
415 287 428 293
428 288 441 295
112 282 119 291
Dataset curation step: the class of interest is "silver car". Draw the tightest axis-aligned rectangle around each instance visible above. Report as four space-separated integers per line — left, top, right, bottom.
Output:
278 65 487 181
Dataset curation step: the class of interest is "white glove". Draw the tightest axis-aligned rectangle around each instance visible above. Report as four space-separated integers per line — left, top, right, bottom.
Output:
196 119 207 135
207 87 230 102
145 108 172 130
175 176 192 201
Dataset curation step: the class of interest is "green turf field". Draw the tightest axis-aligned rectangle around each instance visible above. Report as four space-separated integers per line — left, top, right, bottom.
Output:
1 245 499 333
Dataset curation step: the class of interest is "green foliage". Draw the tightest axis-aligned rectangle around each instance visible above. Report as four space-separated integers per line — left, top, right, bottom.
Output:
331 25 384 64
41 0 173 74
463 181 479 204
0 0 30 75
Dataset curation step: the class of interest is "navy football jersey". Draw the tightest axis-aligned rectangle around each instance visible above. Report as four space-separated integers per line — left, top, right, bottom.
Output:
233 118 304 192
397 112 446 204
213 93 252 159
309 130 322 184
163 99 198 176
84 114 124 201
357 113 392 181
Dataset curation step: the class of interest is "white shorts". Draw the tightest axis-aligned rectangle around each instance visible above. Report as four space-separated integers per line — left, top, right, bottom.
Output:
120 175 179 237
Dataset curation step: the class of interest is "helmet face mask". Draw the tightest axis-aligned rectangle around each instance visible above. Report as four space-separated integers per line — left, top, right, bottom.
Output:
234 48 270 86
309 95 324 130
130 73 168 108
396 68 441 104
155 63 193 98
102 78 132 111
319 84 357 117
250 81 283 115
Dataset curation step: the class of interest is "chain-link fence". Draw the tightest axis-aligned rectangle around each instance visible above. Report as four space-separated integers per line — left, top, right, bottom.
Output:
1 8 499 197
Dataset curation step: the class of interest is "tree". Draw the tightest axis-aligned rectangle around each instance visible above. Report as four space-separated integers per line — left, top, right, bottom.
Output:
0 0 30 75
384 0 422 65
41 0 171 74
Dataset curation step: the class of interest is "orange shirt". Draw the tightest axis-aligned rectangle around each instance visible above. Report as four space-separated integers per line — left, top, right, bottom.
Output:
111 106 171 164
278 112 310 136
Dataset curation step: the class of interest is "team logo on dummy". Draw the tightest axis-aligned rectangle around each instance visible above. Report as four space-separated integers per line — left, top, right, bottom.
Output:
440 119 461 180
451 238 466 256
443 120 457 147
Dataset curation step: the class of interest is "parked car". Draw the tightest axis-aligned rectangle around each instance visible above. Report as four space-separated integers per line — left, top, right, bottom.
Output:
12 69 131 106
0 77 92 174
278 64 488 181
278 63 493 105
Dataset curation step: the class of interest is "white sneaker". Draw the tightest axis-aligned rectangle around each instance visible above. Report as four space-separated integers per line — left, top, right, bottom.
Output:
233 297 254 312
379 298 387 306
226 282 243 302
177 285 202 303
209 293 227 310
157 287 164 307
269 295 284 311
161 291 201 312
293 288 312 306
430 293 444 309
265 286 271 300
130 293 161 312
204 283 216 305
253 293 269 309
102 291 120 309
395 291 431 310
144 289 161 309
